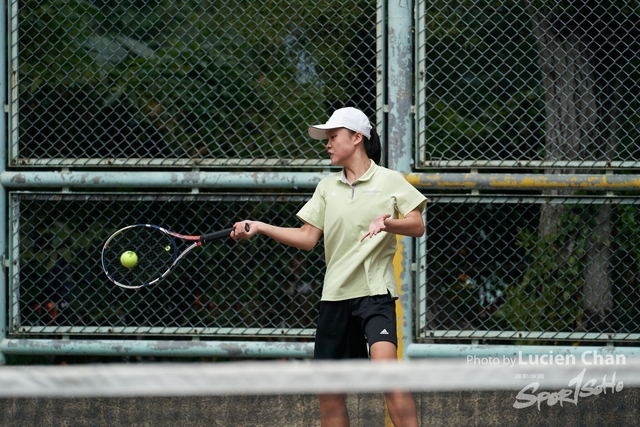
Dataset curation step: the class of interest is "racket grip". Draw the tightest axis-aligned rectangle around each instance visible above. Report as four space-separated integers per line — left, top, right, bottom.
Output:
200 224 250 243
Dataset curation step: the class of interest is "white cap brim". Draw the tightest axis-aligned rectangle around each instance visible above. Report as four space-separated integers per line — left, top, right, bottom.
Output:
308 124 335 140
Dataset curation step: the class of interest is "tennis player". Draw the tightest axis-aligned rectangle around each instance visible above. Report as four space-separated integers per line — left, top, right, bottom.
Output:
233 107 425 427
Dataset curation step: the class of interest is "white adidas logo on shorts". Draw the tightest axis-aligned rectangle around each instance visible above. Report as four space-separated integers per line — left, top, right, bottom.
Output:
380 329 389 335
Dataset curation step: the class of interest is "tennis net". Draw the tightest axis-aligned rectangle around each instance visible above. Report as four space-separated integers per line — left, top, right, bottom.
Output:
2 356 638 397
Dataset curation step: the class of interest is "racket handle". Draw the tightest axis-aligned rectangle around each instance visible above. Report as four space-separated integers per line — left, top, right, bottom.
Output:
200 224 250 243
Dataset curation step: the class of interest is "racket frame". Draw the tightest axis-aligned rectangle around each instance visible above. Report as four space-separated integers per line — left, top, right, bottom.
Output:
102 224 237 289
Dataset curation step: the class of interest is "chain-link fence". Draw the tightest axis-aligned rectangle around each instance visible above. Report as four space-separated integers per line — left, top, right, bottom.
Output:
4 0 640 355
417 195 640 342
416 1 640 169
10 0 380 167
9 193 323 336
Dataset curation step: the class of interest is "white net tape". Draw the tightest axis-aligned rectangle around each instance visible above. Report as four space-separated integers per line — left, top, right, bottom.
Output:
1 357 638 397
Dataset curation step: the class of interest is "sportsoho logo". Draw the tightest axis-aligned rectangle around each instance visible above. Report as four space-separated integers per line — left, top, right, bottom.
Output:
467 351 626 411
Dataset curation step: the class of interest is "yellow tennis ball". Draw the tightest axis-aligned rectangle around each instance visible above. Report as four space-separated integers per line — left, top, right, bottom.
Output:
120 251 138 268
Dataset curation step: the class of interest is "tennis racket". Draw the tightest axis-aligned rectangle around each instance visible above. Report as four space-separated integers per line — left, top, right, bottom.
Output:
101 223 248 289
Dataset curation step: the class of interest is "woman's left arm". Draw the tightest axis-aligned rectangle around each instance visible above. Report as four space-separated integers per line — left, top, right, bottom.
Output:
360 208 425 242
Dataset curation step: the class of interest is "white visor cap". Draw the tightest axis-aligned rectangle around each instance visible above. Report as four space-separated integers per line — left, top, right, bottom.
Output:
308 107 372 140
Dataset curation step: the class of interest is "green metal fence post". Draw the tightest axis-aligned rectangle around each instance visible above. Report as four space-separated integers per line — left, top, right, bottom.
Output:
387 0 414 359
0 0 8 365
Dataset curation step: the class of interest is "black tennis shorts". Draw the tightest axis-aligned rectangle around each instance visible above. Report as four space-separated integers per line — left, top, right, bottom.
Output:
314 292 398 360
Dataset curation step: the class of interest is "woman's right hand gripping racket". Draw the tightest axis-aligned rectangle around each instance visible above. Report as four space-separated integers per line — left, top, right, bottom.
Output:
101 223 248 289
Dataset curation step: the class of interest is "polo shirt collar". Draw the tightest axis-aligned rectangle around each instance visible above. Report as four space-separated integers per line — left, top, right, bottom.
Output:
338 160 378 184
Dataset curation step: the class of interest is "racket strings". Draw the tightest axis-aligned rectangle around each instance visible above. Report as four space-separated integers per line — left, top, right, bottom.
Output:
103 227 177 288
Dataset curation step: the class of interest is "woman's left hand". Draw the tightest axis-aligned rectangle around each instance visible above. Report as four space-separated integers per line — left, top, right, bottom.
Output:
360 213 391 242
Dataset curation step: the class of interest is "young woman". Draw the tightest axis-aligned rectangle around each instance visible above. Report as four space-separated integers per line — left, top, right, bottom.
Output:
232 107 425 427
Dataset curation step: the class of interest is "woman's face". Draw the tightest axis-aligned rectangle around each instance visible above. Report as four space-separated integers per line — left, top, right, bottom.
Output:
325 128 361 166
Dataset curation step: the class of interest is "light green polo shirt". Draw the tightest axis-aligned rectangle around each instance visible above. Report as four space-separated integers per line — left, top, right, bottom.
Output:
297 161 427 301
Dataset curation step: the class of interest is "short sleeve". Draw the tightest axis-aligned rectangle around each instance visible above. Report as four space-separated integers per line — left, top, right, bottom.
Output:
296 183 326 231
393 172 427 216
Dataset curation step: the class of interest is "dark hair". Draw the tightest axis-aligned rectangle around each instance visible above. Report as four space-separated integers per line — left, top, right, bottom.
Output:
346 126 381 164
364 127 381 164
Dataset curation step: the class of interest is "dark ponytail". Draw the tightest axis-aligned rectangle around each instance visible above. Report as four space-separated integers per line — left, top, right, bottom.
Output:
364 126 381 164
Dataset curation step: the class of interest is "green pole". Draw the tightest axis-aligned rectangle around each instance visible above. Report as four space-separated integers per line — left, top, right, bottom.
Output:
387 0 414 359
0 0 8 365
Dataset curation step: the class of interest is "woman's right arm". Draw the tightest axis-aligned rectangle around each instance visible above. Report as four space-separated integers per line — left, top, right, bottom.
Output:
232 221 322 251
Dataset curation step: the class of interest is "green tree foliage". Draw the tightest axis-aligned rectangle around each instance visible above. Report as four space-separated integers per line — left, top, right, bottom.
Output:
422 0 640 162
495 203 640 337
423 1 547 161
18 0 376 161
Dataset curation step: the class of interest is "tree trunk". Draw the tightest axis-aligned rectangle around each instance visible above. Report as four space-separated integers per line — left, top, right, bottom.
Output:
528 2 622 331
583 203 613 328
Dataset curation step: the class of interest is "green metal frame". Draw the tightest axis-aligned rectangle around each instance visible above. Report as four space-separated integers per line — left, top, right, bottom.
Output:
0 0 6 365
2 0 640 364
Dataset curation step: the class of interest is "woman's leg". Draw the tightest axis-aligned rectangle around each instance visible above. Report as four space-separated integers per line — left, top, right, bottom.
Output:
319 393 350 427
370 341 419 427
